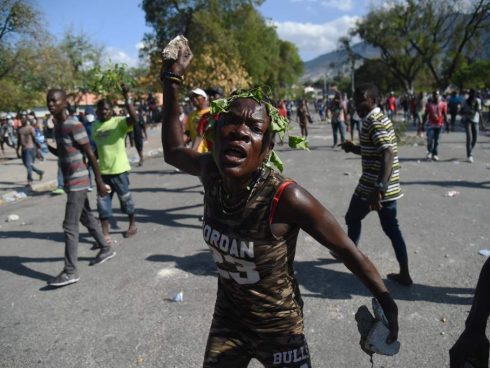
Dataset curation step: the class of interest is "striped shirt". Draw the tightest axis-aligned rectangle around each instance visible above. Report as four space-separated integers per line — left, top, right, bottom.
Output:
55 118 90 192
355 108 402 202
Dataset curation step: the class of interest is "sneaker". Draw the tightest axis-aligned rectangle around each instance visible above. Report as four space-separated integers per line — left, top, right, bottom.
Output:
87 186 93 192
47 271 79 287
468 156 474 163
89 248 116 266
432 155 439 161
52 188 65 195
426 152 431 160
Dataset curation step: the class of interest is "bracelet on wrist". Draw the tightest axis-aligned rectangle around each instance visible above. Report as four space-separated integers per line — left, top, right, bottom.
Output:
163 76 182 84
161 71 183 82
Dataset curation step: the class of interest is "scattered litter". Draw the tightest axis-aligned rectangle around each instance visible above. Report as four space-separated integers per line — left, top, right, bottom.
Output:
478 249 490 257
2 191 28 203
171 291 183 302
444 254 449 258
343 172 351 176
445 191 460 197
412 143 418 147
416 160 421 163
6 214 20 222
440 332 445 336
453 160 460 165
469 243 475 247
136 356 145 365
440 317 447 323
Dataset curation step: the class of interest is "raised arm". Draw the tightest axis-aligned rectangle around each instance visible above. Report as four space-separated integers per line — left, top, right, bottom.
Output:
273 183 398 342
161 44 205 176
121 84 137 127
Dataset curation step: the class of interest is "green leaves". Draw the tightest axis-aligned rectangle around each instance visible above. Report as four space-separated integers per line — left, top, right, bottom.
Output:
209 87 309 172
87 63 135 99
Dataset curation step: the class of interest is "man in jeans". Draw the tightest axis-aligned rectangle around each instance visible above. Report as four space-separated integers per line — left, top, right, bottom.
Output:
46 89 115 287
342 83 412 287
92 84 137 243
16 111 44 187
423 91 447 161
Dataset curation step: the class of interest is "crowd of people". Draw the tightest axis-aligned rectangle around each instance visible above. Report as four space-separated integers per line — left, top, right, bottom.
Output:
0 44 489 366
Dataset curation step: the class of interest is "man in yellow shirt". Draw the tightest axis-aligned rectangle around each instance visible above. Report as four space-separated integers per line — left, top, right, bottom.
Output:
185 88 210 152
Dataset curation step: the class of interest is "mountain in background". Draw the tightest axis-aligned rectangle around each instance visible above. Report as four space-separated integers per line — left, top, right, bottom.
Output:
302 26 490 84
301 42 379 83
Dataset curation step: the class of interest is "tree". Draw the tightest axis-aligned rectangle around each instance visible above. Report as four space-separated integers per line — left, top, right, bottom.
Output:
353 0 490 91
59 30 104 92
139 0 303 95
0 0 43 80
354 59 403 94
353 3 427 92
452 59 490 89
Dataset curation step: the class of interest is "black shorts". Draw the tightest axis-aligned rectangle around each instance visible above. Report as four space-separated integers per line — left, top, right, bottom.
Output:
203 319 311 368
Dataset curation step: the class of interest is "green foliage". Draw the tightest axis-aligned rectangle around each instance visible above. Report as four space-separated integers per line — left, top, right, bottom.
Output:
353 0 490 91
208 87 309 172
452 60 490 89
140 0 303 95
87 63 135 100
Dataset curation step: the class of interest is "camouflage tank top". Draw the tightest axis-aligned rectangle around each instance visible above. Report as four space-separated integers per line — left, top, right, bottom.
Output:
203 168 304 335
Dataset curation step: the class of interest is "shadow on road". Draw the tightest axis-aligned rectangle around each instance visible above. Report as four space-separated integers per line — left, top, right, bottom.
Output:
0 230 93 244
296 258 473 305
131 184 203 194
146 254 474 305
401 180 490 189
128 203 203 229
0 255 93 282
146 250 216 277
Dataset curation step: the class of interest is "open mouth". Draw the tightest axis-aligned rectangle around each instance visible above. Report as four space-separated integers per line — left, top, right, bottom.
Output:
223 145 247 163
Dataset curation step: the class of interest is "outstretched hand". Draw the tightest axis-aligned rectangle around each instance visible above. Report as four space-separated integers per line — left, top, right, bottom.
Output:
121 83 130 98
341 140 356 153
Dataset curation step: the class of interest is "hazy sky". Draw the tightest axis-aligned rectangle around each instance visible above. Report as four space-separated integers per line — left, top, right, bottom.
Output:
38 0 372 65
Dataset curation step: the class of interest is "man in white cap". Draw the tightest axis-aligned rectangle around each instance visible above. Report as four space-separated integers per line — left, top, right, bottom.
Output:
185 88 210 151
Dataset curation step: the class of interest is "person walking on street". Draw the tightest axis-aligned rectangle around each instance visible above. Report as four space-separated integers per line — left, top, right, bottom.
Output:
16 111 44 187
161 42 399 368
342 83 412 287
92 84 138 243
460 89 482 163
447 91 461 133
296 99 311 139
45 89 115 287
329 92 347 148
423 91 447 161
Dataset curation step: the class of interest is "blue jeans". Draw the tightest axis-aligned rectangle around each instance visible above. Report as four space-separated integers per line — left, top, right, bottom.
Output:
21 148 43 182
332 120 346 146
57 161 64 189
427 126 441 156
345 194 408 269
97 172 135 219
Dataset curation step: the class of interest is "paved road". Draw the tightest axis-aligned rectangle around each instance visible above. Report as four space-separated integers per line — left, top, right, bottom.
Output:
0 120 489 368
